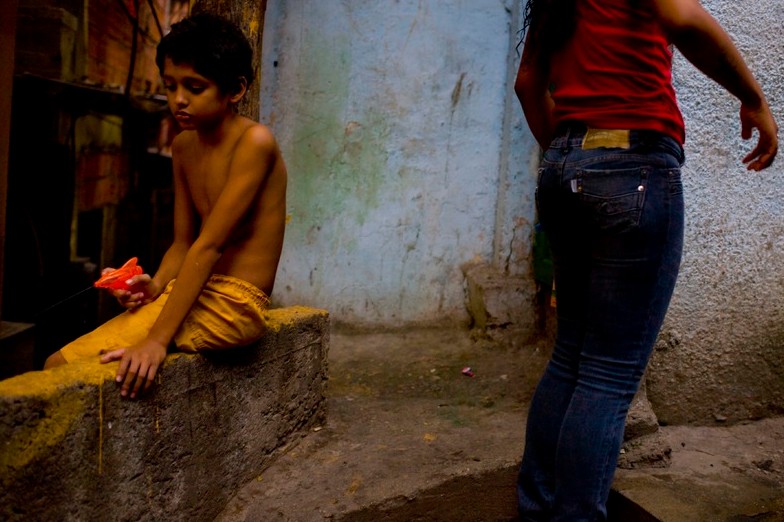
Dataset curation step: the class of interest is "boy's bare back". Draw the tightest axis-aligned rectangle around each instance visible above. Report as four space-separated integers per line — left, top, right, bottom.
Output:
173 114 287 296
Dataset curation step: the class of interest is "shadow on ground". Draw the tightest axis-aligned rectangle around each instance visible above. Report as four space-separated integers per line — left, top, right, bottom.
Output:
338 466 656 522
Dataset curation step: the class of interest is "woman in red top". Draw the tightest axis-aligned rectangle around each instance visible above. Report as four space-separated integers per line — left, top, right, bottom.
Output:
515 0 777 520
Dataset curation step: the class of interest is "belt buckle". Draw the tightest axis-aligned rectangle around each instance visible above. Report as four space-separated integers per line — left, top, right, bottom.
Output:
581 128 631 150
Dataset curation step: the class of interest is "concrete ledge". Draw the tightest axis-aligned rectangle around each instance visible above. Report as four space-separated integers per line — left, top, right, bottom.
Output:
0 306 329 522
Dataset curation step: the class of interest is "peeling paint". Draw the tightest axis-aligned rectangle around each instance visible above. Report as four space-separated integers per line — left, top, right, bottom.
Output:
248 17 260 39
451 72 466 109
0 362 115 397
264 306 329 332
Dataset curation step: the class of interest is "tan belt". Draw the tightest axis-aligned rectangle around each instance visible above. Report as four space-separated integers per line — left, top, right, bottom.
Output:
581 128 631 150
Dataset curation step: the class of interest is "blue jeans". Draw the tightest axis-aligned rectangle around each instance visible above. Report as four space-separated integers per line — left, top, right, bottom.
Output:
517 127 685 521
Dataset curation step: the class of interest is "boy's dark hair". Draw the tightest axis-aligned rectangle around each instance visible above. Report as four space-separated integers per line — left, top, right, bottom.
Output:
156 13 254 94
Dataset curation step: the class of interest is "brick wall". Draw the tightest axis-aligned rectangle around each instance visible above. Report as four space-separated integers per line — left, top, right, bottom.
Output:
86 0 174 94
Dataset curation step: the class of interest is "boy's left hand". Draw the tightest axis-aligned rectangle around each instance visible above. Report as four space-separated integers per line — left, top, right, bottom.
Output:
100 339 167 399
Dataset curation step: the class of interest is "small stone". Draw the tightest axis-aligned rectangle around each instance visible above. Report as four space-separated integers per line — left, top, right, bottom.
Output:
753 459 774 471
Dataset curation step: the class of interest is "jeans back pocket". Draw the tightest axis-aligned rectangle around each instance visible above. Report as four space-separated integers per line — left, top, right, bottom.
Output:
576 166 649 233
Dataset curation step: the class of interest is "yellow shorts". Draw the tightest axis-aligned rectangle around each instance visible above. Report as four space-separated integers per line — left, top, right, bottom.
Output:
60 274 270 362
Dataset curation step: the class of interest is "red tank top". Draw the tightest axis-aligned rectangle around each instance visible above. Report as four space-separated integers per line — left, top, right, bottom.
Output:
550 0 685 144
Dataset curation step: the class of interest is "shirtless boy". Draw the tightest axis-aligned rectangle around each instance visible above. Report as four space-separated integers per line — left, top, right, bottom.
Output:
44 14 288 400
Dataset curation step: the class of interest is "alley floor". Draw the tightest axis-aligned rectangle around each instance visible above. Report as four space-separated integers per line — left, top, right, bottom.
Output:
215 327 784 521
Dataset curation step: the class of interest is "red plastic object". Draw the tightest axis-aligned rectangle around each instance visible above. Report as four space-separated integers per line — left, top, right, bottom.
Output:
94 257 143 291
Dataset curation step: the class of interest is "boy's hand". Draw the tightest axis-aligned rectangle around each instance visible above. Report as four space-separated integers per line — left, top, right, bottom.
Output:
104 271 157 310
95 257 143 292
100 339 167 399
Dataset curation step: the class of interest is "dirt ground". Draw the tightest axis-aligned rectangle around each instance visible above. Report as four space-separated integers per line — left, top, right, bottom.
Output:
215 327 784 522
614 419 784 521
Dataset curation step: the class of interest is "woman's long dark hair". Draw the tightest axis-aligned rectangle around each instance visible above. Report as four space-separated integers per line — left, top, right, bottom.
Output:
520 0 578 59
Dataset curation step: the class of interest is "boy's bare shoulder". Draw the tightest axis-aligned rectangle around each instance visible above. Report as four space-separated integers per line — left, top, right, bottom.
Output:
168 123 280 159
236 121 280 154
170 130 197 155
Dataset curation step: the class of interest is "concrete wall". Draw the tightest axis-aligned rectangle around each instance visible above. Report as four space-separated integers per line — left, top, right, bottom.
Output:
0 307 329 521
646 1 784 424
261 0 538 327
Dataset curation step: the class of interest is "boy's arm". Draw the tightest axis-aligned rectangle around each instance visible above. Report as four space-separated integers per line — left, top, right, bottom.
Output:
107 125 279 398
515 32 556 150
650 0 778 170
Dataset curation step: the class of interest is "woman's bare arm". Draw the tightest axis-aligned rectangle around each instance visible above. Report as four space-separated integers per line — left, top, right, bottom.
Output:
650 0 778 170
515 33 557 150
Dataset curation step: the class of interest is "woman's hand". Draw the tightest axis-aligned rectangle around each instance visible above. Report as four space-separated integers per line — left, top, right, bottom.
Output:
740 101 778 171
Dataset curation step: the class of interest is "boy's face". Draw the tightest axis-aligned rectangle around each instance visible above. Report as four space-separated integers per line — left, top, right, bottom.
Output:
161 58 234 130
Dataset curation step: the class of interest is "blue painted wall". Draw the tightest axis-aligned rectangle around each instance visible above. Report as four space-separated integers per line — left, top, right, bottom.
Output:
261 0 537 327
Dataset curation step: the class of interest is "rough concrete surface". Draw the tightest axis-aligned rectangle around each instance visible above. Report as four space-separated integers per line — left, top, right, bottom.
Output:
646 0 784 425
614 419 784 521
0 307 329 522
217 327 784 521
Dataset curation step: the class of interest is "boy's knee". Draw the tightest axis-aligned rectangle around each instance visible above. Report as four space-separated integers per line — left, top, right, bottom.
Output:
44 351 67 370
